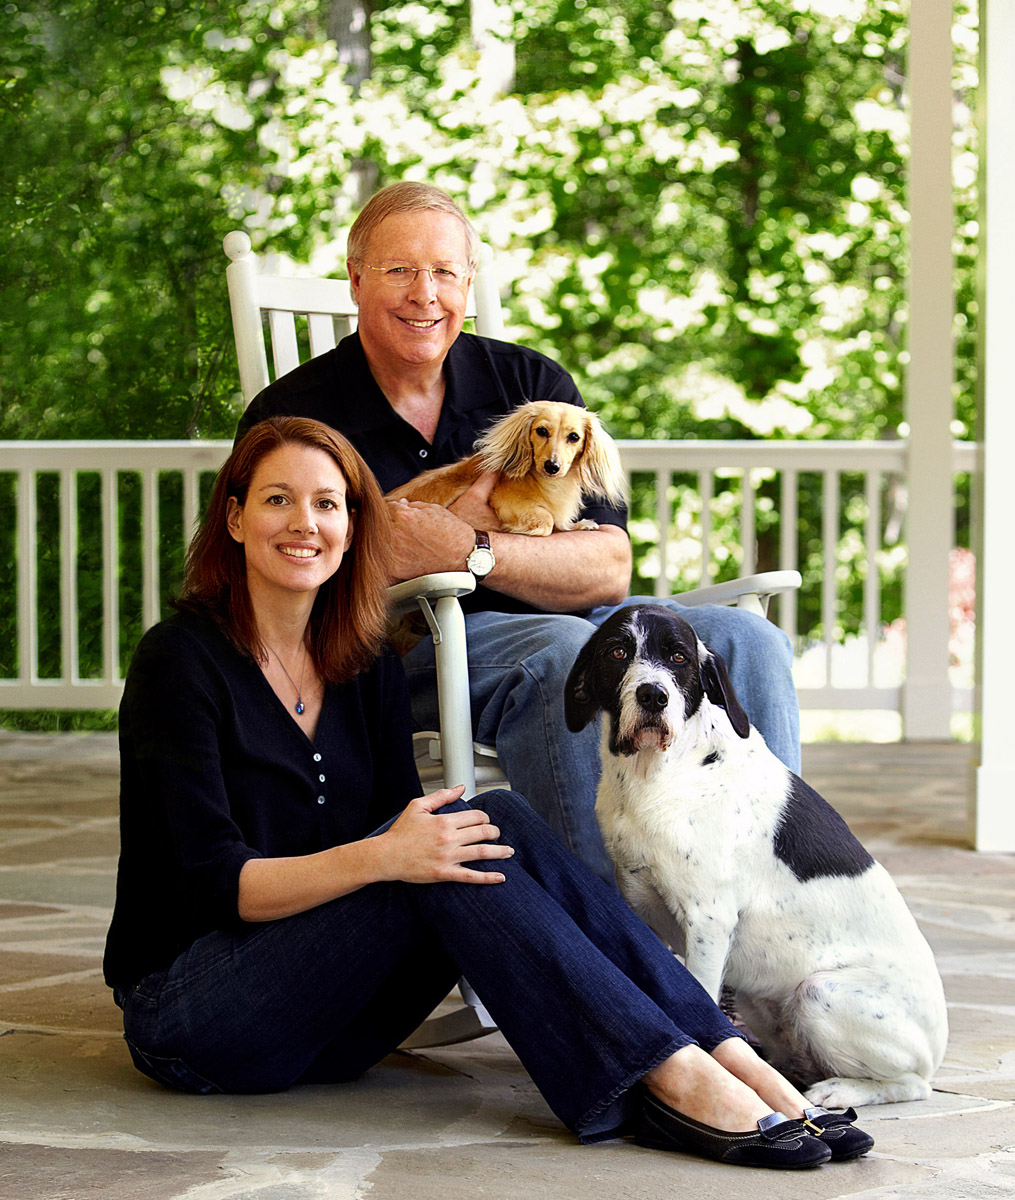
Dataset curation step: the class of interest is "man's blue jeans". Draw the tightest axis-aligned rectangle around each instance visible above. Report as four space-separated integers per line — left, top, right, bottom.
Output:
115 792 739 1142
403 598 800 881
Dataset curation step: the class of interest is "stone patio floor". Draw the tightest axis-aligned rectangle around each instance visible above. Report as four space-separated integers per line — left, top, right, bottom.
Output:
1 732 1013 1199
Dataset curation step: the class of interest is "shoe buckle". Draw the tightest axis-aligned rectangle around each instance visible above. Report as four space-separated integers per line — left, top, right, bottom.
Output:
802 1118 825 1137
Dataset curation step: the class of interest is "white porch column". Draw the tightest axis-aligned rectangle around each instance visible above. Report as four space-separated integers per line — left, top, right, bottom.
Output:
903 0 955 740
971 0 1015 851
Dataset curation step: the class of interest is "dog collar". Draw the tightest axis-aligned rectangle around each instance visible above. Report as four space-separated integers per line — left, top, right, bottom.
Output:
466 530 495 581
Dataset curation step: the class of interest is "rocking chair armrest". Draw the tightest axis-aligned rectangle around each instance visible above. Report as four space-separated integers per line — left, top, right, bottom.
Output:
387 572 477 617
677 570 802 617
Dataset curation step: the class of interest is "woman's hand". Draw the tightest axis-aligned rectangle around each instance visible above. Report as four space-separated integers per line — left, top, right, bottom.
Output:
378 785 515 884
237 786 512 921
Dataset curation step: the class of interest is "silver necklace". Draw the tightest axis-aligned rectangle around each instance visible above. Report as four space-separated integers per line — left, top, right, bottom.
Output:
265 640 308 715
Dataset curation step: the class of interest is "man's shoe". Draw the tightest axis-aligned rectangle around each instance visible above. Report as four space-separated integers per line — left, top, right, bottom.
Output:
802 1107 875 1161
634 1092 832 1169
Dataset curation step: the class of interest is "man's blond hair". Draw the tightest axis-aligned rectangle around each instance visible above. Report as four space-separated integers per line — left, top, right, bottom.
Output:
347 181 479 270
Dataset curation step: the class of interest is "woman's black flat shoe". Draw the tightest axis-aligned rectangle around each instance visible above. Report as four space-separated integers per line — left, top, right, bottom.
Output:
634 1092 832 1169
802 1106 875 1160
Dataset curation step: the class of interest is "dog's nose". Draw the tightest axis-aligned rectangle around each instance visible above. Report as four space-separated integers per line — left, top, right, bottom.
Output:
636 682 669 712
543 460 560 475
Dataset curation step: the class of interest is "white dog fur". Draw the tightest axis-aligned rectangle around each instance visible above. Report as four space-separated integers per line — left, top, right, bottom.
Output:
565 604 948 1108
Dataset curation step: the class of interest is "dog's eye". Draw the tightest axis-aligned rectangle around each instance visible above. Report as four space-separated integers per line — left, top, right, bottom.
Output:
535 426 549 438
670 652 686 664
566 431 581 443
610 647 627 660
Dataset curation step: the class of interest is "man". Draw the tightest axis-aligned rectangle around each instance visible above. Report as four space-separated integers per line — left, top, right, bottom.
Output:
237 181 800 881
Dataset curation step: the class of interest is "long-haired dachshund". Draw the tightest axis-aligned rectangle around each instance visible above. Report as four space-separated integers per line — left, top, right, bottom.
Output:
386 400 627 535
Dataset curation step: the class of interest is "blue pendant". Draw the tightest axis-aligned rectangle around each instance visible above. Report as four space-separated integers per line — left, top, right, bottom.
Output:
296 699 305 715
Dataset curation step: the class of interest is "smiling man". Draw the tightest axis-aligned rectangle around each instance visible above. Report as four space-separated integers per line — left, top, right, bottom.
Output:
236 181 800 881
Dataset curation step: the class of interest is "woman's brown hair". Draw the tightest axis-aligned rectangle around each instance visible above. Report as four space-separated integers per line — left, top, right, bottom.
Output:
175 416 392 683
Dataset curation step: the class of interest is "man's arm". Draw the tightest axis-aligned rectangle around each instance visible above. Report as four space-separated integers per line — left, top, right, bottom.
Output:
388 480 631 612
485 522 631 611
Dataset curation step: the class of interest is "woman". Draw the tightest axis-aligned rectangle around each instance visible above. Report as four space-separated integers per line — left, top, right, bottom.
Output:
103 416 871 1169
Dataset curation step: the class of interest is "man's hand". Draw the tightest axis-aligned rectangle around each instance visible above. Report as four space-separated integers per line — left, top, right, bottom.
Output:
388 474 504 581
388 498 475 580
447 472 501 531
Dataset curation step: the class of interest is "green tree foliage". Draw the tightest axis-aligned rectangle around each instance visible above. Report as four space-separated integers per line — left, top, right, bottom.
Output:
1 0 321 438
2 0 977 635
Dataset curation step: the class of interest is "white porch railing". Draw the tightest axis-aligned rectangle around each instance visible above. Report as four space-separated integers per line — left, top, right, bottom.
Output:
0 441 229 710
0 438 977 725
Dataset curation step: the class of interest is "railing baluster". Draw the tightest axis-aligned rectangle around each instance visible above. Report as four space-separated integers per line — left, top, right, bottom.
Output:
698 470 714 583
655 468 669 598
183 467 200 553
61 468 78 684
823 469 840 686
780 469 798 640
865 471 882 686
740 469 756 574
102 467 119 685
142 469 160 630
17 468 37 686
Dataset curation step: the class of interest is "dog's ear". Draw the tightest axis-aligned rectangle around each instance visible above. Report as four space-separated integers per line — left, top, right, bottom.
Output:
576 412 628 507
564 638 602 732
475 403 536 479
700 650 751 738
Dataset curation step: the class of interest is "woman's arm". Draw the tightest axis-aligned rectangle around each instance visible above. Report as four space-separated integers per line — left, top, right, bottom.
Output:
236 785 514 921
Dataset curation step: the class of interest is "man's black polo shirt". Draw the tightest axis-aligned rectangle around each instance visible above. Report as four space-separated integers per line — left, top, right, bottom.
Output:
236 331 627 615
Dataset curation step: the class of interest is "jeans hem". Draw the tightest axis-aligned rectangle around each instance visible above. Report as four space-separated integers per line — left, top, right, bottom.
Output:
575 1034 690 1145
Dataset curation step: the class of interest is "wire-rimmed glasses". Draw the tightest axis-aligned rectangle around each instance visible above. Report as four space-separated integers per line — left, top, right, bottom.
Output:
360 262 469 288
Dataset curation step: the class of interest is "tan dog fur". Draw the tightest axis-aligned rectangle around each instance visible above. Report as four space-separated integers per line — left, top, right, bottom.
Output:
386 401 627 536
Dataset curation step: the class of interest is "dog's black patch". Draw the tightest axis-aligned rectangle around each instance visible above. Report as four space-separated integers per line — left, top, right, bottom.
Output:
702 751 720 766
773 775 875 883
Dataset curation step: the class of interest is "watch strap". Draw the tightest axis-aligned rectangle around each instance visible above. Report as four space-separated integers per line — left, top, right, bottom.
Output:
466 530 495 580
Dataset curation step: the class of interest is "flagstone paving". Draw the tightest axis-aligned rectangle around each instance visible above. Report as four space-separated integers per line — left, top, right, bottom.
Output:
1 732 1012 1199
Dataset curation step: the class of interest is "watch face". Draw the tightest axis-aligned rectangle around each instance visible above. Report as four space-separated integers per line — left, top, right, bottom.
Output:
468 547 496 578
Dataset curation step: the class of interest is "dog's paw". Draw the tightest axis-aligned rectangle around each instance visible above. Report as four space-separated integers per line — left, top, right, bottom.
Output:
501 511 555 536
570 519 600 531
806 1075 931 1108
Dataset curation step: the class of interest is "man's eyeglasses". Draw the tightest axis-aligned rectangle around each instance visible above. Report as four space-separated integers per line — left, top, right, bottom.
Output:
361 262 469 288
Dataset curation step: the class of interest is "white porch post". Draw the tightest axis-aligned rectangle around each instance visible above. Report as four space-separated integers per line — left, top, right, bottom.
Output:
971 0 1015 850
903 0 955 740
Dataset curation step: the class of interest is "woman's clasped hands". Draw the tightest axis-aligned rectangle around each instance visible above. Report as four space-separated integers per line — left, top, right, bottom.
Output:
380 785 515 885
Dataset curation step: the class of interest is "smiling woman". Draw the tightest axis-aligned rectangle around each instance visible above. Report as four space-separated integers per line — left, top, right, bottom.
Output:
223 442 356 724
226 443 355 602
176 416 391 692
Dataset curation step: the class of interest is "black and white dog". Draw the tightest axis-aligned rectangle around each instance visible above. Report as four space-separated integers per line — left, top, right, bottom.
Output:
564 604 948 1108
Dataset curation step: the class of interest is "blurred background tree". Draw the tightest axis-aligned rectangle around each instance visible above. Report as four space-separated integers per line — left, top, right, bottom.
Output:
2 0 977 628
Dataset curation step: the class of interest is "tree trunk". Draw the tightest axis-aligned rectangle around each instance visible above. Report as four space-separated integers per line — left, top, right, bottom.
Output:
326 0 377 202
327 0 372 90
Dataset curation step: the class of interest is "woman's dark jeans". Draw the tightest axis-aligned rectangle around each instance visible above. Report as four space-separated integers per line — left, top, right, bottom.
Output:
115 791 739 1143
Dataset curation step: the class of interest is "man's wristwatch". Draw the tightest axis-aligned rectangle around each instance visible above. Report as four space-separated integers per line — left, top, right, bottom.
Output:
466 530 496 581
